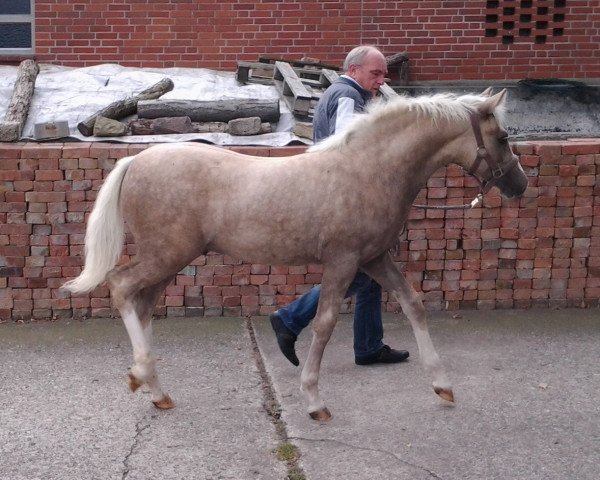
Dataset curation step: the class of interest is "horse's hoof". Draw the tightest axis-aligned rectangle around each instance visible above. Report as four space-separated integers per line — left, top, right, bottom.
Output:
309 407 332 422
153 395 175 410
434 386 455 403
127 373 143 392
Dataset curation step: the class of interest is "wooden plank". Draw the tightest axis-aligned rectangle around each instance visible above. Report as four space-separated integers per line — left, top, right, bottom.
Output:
236 64 250 83
238 61 339 90
273 61 311 116
319 69 339 87
258 56 340 71
379 83 399 101
236 61 274 84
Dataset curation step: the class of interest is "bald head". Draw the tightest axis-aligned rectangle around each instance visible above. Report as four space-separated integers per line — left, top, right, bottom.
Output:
343 46 388 96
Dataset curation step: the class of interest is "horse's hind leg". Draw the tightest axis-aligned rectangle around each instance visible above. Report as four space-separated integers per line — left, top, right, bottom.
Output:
362 253 454 402
127 278 176 409
108 262 178 409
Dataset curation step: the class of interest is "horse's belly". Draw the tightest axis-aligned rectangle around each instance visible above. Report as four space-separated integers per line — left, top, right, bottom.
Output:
206 230 319 266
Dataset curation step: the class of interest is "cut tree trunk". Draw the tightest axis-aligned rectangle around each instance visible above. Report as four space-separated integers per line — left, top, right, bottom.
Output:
0 59 39 142
129 118 273 135
129 116 193 135
77 77 174 136
137 98 280 123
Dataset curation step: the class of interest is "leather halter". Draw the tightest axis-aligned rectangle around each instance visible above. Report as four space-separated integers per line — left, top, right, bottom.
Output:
467 111 519 194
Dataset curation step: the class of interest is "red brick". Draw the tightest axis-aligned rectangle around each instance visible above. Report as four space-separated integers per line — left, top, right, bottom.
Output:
25 192 66 203
562 143 600 155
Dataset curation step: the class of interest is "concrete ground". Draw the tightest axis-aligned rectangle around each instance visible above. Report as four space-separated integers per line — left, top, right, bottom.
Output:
1 308 599 480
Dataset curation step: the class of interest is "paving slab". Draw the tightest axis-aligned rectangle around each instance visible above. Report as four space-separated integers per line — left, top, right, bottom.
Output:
0 317 286 480
254 308 600 480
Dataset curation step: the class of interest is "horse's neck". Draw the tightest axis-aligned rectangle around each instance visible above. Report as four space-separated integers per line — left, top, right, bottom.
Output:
364 117 465 196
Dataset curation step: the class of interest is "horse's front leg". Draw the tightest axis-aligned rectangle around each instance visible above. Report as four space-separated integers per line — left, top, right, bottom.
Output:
362 253 454 403
301 264 355 421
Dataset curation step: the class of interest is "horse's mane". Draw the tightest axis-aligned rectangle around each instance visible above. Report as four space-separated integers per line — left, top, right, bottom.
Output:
308 92 504 153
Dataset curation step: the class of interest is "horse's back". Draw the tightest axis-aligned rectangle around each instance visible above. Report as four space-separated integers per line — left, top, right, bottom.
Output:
118 143 328 264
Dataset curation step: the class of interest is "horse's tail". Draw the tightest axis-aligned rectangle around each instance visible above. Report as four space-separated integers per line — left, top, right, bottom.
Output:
62 155 135 294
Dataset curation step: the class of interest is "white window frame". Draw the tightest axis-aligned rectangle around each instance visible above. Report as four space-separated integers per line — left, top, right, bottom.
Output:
0 0 35 55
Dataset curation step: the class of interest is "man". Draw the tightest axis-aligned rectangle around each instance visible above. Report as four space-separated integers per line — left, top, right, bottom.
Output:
270 45 410 367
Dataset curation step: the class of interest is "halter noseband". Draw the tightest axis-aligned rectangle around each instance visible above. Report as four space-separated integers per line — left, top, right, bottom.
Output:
467 111 519 194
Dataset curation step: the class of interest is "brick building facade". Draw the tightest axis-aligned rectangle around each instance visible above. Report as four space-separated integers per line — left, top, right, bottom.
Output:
3 1 600 81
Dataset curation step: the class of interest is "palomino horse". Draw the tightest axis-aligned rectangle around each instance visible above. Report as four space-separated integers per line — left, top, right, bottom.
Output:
63 89 527 421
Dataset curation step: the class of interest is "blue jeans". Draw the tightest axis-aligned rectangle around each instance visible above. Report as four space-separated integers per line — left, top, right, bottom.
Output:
276 271 384 358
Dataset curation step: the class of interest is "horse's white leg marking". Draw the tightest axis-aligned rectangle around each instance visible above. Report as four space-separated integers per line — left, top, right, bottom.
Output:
362 253 453 402
299 262 356 421
300 304 335 419
121 303 171 406
401 295 453 400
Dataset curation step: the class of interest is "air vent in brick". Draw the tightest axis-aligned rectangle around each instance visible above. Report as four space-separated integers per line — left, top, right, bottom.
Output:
485 0 567 45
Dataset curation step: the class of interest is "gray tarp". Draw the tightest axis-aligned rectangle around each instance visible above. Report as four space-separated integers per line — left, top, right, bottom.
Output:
2 64 599 144
0 63 307 146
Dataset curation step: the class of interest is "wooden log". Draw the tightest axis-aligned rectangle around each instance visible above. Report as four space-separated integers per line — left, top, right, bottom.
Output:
77 77 174 136
153 116 192 134
137 98 280 123
192 122 229 133
128 118 272 135
128 118 155 135
129 116 193 135
0 59 39 142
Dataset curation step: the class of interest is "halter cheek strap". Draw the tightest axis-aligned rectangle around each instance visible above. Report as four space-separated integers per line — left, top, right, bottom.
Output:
413 111 520 211
467 111 519 194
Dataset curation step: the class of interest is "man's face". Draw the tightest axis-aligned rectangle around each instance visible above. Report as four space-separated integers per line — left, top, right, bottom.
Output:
348 52 388 96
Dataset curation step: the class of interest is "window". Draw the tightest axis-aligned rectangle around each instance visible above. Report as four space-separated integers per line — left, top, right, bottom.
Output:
0 0 34 55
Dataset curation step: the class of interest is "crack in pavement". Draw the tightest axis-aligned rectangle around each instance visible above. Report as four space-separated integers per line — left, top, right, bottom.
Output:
246 317 308 479
289 436 446 480
122 416 152 480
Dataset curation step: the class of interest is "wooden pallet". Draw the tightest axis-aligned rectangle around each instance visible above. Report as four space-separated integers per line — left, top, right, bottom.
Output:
236 61 274 85
316 69 399 102
236 60 398 119
257 56 340 72
237 62 337 89
272 61 313 116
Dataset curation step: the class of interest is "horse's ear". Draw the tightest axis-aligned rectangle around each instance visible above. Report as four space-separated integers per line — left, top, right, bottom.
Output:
479 88 507 115
481 87 494 96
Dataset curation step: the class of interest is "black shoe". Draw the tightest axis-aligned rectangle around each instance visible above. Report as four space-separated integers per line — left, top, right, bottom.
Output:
269 313 299 366
355 345 410 366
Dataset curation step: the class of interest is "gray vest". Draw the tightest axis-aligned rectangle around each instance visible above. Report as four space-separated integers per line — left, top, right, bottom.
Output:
312 77 372 142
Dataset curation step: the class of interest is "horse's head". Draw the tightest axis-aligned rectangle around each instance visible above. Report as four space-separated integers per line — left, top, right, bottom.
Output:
465 89 528 198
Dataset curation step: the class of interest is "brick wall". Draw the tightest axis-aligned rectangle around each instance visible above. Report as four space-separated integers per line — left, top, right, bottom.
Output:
2 140 600 321
27 1 600 81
